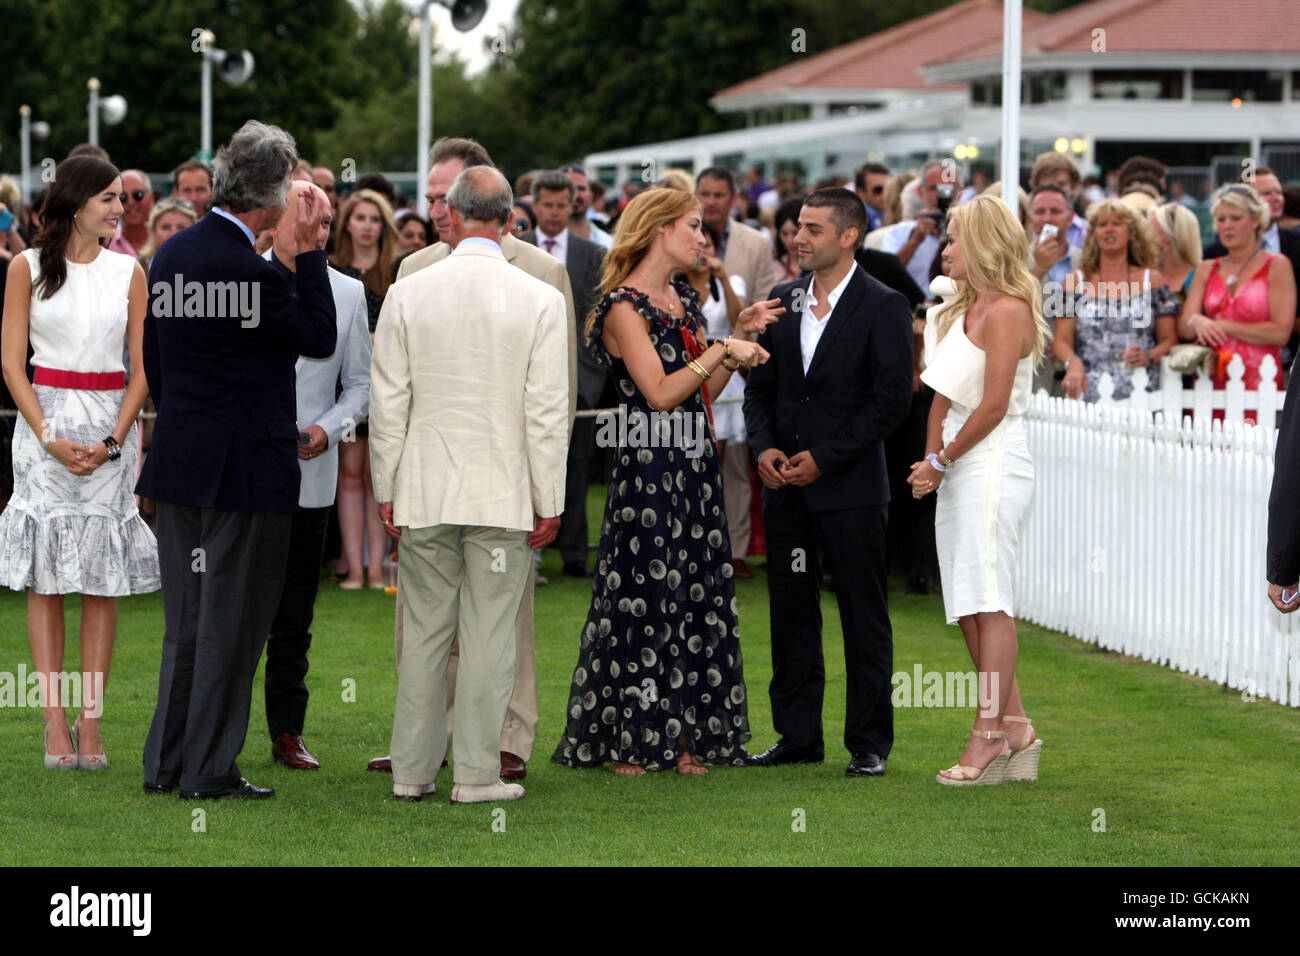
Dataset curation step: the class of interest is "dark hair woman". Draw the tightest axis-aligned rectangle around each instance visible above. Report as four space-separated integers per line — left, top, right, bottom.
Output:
0 156 159 771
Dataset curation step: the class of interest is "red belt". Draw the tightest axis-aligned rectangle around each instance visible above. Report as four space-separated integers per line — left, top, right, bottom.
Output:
33 367 125 390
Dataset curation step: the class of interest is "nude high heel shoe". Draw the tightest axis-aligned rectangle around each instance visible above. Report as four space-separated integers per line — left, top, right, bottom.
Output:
936 729 1010 786
74 717 108 771
44 721 76 770
1003 715 1042 782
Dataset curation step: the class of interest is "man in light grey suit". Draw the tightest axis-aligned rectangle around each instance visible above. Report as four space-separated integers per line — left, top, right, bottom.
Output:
520 170 606 578
260 181 372 770
367 138 577 781
371 166 568 803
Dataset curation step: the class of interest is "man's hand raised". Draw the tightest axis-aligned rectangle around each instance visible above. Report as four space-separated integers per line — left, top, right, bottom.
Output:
294 186 327 255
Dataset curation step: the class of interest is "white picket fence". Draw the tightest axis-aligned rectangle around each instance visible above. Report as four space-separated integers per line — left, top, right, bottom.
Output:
1091 353 1285 428
1017 358 1298 707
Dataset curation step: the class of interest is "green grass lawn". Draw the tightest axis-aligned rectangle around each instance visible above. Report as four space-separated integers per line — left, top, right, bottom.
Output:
1 488 1298 866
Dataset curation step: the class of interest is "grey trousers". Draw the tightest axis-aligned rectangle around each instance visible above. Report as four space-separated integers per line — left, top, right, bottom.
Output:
144 503 291 792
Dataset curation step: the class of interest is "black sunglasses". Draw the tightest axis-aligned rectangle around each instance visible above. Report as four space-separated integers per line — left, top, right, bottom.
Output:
124 189 150 202
870 185 884 195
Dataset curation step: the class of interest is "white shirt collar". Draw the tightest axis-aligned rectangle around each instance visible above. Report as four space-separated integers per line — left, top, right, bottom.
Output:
805 264 855 314
210 206 257 246
537 227 568 259
453 236 503 255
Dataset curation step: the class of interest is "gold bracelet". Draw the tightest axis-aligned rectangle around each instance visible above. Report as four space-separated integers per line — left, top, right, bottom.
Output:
938 448 954 469
721 357 740 372
687 359 711 381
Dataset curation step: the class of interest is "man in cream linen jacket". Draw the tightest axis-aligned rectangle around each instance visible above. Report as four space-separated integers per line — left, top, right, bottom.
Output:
367 137 578 782
370 167 568 803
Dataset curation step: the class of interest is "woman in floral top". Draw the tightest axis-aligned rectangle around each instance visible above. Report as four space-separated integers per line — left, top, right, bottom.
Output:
1053 199 1180 402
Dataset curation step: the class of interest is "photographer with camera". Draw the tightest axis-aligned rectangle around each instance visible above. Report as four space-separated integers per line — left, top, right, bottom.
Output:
881 160 953 292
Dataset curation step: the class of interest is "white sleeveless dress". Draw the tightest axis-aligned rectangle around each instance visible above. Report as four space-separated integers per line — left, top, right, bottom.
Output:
0 248 159 596
920 308 1034 624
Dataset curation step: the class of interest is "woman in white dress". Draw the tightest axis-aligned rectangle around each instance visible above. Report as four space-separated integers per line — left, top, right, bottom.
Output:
684 223 748 457
908 194 1050 786
0 156 159 770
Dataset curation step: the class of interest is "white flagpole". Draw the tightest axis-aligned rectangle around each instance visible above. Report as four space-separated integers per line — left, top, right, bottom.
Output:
1000 0 1023 212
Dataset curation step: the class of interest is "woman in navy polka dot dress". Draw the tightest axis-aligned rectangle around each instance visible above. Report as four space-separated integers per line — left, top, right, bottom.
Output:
552 188 773 774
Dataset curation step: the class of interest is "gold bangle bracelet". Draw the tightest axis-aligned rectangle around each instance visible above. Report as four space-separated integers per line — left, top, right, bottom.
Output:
721 357 740 372
938 448 954 469
687 359 711 381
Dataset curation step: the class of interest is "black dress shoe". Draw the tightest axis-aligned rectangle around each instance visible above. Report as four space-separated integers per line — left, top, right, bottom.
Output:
744 739 825 767
143 782 174 795
179 778 275 800
846 752 886 777
562 561 591 577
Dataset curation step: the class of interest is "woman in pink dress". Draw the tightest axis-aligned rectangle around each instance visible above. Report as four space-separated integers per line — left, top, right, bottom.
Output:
1180 184 1295 420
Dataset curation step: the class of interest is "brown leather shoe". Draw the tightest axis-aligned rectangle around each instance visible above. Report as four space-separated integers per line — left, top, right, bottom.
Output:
500 751 527 780
271 732 320 770
732 558 753 579
368 755 450 773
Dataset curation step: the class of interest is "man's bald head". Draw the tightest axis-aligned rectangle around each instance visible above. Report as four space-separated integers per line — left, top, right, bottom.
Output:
270 180 332 258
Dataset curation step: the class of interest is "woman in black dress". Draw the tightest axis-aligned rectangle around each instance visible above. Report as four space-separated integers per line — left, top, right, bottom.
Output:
552 187 771 775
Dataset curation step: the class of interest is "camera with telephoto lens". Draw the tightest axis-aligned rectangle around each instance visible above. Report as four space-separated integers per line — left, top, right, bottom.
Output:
931 184 955 234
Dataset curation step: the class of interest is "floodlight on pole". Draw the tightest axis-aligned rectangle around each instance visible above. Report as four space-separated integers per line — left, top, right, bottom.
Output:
416 0 487 218
19 105 50 205
87 78 127 146
197 28 255 162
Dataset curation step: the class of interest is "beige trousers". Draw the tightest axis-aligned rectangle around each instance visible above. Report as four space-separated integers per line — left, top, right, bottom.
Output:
393 548 540 762
723 440 752 559
390 524 530 789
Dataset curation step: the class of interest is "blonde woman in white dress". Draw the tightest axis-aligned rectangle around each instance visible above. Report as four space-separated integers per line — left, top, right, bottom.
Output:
908 194 1050 786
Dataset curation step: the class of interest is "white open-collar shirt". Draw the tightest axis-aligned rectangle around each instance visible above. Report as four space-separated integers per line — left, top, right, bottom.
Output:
800 265 855 374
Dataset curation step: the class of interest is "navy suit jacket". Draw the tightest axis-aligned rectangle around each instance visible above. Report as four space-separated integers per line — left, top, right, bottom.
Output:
1268 366 1300 586
744 264 914 511
135 211 337 512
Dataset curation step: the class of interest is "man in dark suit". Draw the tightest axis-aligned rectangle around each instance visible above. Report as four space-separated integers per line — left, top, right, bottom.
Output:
743 187 914 776
1268 367 1300 614
521 169 605 577
138 121 336 799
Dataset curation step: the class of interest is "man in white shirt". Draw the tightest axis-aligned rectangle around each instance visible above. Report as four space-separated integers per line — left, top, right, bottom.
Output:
880 160 946 293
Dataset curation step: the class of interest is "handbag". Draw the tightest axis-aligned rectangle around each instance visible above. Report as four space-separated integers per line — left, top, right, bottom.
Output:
1167 343 1214 377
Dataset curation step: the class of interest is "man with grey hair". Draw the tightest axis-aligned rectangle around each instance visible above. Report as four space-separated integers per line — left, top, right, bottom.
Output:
370 165 568 803
108 168 153 257
139 120 336 800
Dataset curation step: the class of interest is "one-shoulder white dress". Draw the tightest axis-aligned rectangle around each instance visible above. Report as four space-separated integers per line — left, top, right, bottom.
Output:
921 304 1034 625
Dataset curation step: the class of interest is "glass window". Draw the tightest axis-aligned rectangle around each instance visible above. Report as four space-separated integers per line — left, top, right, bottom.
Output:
1027 72 1067 104
1092 70 1184 99
1192 70 1283 103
